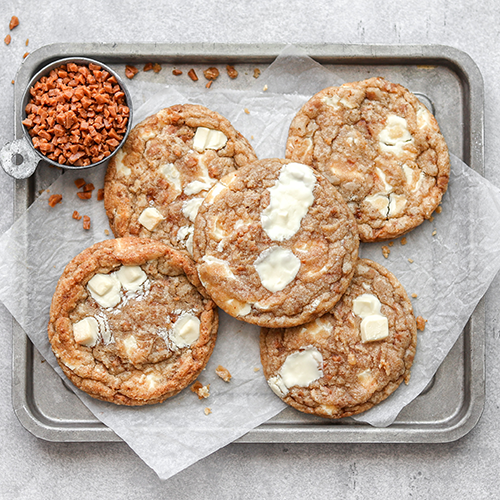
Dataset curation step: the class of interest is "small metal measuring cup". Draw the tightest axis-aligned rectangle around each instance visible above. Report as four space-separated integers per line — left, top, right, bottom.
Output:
0 57 133 179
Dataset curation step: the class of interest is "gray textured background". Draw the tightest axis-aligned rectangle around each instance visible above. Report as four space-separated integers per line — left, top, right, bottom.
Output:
1 1 499 498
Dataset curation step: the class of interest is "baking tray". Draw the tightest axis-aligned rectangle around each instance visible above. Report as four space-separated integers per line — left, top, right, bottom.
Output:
11 42 485 443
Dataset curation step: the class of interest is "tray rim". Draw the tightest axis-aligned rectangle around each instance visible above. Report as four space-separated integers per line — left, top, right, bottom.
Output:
11 42 485 444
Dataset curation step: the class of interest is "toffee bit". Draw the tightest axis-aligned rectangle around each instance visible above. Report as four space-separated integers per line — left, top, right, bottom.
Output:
23 52 29 59
125 65 139 79
429 215 435 222
411 293 418 298
74 178 86 188
143 62 153 72
83 215 91 230
97 188 104 201
244 108 250 114
48 194 62 207
388 241 394 247
72 210 82 220
4 34 11 45
436 206 442 214
83 182 95 192
253 367 260 372
172 68 182 76
382 245 390 258
25 38 29 46
191 381 210 399
77 191 92 200
253 68 261 78
408 258 414 263
215 365 232 382
401 237 407 245
204 407 212 415
152 63 162 73
416 316 427 331
9 16 19 30
205 80 212 89
187 68 198 81
226 65 238 79
11 80 15 85
203 67 219 80
104 229 110 236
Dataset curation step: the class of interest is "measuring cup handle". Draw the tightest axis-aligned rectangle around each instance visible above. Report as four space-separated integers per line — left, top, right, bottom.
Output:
0 137 40 179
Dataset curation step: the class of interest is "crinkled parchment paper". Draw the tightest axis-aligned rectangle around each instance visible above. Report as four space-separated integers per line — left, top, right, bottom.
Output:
1 45 500 479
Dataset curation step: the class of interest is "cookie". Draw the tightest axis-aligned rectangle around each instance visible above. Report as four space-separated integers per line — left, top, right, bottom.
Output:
104 104 257 258
48 237 218 406
286 77 450 242
260 259 417 419
193 158 359 328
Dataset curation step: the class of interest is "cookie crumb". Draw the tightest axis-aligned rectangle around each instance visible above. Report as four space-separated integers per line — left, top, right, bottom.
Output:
226 65 238 79
401 237 407 245
416 316 427 331
244 107 250 114
48 194 62 207
203 67 219 81
82 215 91 230
253 367 260 372
262 84 268 91
125 65 139 79
215 365 232 382
432 230 437 236
408 258 414 263
253 68 261 78
4 34 11 45
382 245 390 258
411 293 418 298
429 215 435 222
204 407 212 415
9 16 19 30
172 68 182 76
72 210 82 220
104 229 110 236
388 241 394 247
436 206 442 214
187 68 198 81
191 381 210 399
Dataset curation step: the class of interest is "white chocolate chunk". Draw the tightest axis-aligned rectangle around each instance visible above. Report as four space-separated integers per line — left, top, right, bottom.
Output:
365 193 389 216
184 158 217 195
322 94 341 109
261 162 316 241
138 207 164 231
87 273 121 308
177 225 194 255
357 369 376 389
123 335 138 358
301 317 333 336
114 149 131 176
268 348 323 397
352 293 381 318
360 314 389 342
182 197 204 223
160 163 182 195
171 314 200 348
193 127 228 152
140 130 156 141
388 193 407 217
145 372 161 391
225 298 251 317
204 182 227 204
116 265 147 292
73 317 99 347
402 164 424 192
202 255 236 279
375 167 393 194
378 115 413 156
254 246 301 293
95 313 112 345
417 104 433 130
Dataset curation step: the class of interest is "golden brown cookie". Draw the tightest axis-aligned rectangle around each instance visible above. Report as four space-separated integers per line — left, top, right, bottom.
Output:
48 237 218 406
193 158 359 328
286 77 450 242
104 104 257 258
260 259 417 419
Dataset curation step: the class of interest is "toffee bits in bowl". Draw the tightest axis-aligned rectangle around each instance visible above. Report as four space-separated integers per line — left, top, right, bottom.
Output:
21 57 132 169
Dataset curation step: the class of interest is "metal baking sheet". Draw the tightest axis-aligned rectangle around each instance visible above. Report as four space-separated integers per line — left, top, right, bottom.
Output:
11 43 485 443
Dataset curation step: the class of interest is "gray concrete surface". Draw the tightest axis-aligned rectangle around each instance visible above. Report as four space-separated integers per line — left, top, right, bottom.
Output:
0 1 499 498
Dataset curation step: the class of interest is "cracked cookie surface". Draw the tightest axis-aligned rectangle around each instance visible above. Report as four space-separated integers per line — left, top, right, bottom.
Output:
260 259 417 419
193 158 359 328
104 104 257 259
48 237 218 406
286 77 450 242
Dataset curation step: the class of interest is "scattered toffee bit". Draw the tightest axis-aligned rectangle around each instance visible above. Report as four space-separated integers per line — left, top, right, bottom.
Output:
9 16 19 30
226 65 238 79
82 215 91 230
125 65 139 79
408 258 414 263
204 407 212 415
382 245 390 258
436 206 442 214
191 381 210 399
97 188 104 201
83 182 95 193
152 63 161 73
203 67 219 81
74 178 86 188
22 61 130 166
25 38 29 46
253 68 261 78
401 237 407 245
416 316 427 331
23 52 29 59
215 365 232 382
77 191 92 200
4 34 11 45
244 108 250 114
72 210 82 220
388 241 394 247
411 293 418 298
429 215 435 222
11 80 15 85
187 68 198 81
143 62 153 72
104 229 110 236
253 367 260 372
172 68 182 76
205 80 212 89
48 194 62 207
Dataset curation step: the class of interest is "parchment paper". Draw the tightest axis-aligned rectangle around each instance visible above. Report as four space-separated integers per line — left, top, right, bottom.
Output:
1 46 499 479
